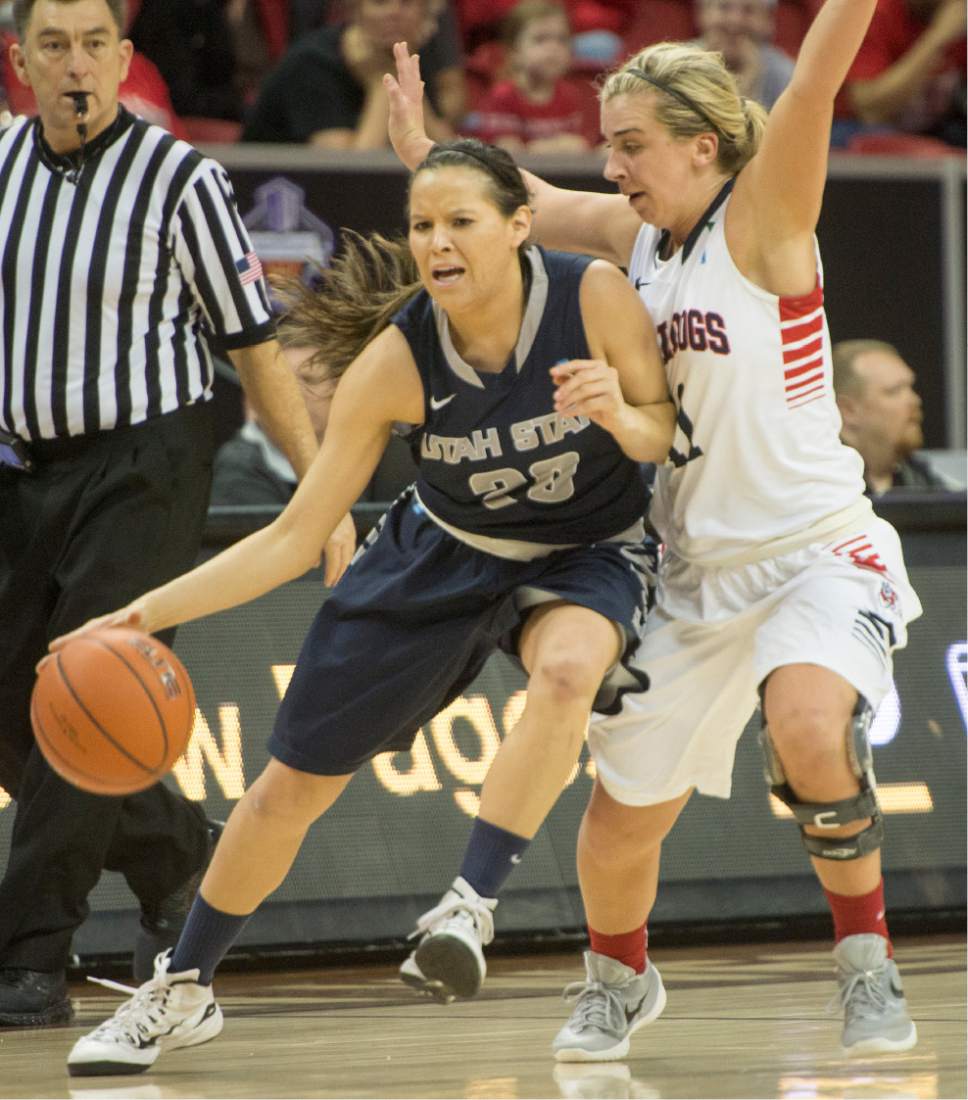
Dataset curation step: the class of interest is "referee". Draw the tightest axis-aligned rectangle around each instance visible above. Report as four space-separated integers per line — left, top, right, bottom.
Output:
0 0 352 1027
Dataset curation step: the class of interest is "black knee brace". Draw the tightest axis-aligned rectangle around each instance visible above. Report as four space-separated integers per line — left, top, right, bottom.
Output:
758 695 884 860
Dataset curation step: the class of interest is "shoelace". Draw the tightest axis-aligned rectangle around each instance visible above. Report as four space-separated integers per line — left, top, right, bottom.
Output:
84 958 176 1043
561 979 627 1035
410 893 495 946
827 966 890 1019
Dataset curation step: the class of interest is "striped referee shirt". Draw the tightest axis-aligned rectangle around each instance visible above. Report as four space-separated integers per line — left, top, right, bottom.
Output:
0 105 274 442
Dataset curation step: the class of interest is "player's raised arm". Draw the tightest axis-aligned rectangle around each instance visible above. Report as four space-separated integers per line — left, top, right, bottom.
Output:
386 41 640 266
524 174 642 269
734 0 879 259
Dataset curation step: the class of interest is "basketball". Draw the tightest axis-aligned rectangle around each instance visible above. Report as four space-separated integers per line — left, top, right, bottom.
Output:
30 627 196 797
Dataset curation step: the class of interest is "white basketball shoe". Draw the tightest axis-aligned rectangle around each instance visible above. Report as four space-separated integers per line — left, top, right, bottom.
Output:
67 951 222 1077
406 876 497 999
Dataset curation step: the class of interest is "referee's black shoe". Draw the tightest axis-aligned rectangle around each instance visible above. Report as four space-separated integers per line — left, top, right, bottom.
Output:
132 820 223 983
0 967 73 1028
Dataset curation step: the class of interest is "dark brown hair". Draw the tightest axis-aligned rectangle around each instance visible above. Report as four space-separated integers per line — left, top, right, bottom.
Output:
13 0 126 37
277 140 532 385
273 231 420 385
410 139 531 220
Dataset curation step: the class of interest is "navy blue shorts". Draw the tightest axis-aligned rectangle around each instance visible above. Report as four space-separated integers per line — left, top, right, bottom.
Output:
268 488 655 775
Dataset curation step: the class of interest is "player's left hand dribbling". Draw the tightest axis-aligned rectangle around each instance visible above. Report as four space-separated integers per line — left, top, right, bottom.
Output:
551 359 628 434
41 604 148 672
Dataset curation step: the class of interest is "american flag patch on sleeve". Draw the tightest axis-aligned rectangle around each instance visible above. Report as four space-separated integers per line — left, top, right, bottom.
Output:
236 251 264 286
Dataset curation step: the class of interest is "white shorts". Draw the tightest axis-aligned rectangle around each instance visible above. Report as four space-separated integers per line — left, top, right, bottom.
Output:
589 516 922 806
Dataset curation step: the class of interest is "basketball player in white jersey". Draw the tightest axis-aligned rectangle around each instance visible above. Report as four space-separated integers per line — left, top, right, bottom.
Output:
388 0 922 1060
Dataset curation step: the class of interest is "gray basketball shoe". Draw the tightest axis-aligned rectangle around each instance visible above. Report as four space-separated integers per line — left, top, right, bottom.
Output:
67 951 222 1076
832 934 917 1056
553 951 666 1062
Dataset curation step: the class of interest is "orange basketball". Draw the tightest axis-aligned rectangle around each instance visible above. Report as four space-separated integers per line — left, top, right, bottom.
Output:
30 627 196 796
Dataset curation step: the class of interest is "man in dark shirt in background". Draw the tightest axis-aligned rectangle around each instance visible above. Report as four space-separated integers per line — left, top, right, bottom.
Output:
833 339 958 495
243 0 461 146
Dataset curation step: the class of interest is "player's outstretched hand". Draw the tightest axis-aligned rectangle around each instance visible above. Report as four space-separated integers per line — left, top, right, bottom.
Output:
386 41 434 170
323 511 356 587
551 359 629 437
41 604 148 670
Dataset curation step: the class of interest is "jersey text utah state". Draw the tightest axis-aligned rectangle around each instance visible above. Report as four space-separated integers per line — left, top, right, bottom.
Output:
392 247 648 545
421 413 591 464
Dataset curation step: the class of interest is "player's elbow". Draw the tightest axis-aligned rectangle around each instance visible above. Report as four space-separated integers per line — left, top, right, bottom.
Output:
270 511 325 581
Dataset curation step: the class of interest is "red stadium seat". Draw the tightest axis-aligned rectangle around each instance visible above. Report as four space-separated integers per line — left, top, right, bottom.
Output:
255 0 290 62
563 71 606 146
844 131 964 158
466 40 508 81
774 0 811 59
462 68 492 116
0 32 34 116
461 41 508 118
624 1 696 55
181 117 243 144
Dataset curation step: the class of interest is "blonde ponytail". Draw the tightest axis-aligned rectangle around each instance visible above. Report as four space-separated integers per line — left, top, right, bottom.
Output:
602 42 767 175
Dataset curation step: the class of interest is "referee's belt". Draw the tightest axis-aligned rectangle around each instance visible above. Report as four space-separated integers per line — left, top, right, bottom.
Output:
7 404 210 464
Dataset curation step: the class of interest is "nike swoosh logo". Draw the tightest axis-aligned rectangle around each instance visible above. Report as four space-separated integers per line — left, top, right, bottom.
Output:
136 1023 176 1049
430 394 455 410
889 980 904 999
510 854 522 864
634 278 650 290
135 1001 216 1048
624 993 648 1025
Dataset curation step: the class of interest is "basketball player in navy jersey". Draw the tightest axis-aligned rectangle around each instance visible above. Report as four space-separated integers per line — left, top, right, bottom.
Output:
388 0 922 1062
60 139 675 1076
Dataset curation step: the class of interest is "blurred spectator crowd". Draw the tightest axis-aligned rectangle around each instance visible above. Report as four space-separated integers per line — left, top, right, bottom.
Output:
0 0 964 154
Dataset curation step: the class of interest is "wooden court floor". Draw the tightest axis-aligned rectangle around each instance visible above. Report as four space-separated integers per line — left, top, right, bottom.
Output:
0 935 963 1100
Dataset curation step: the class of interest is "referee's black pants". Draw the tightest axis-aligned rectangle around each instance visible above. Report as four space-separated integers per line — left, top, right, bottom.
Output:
0 404 215 972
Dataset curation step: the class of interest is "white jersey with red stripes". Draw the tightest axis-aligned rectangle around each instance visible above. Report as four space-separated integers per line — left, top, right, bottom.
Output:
628 180 866 565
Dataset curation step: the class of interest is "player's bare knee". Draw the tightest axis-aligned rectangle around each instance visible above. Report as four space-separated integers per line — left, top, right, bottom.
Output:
766 702 850 764
579 815 636 873
527 654 599 711
244 764 337 830
778 743 852 795
766 699 857 797
582 799 665 869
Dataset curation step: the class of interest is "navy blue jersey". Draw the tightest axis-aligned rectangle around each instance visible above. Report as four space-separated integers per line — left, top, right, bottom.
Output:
392 247 648 544
270 487 654 773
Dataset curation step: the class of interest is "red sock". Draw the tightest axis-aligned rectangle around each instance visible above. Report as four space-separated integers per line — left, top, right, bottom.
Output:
823 878 893 957
588 924 648 974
